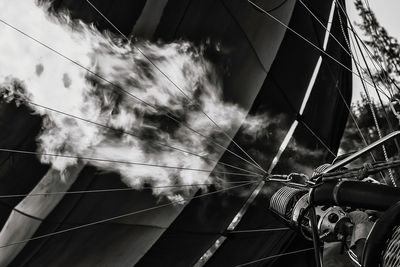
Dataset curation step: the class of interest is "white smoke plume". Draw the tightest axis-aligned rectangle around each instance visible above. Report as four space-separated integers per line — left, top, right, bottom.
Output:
0 0 264 198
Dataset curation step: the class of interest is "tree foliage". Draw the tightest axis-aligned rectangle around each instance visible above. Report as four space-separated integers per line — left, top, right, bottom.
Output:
354 0 400 89
340 1 400 169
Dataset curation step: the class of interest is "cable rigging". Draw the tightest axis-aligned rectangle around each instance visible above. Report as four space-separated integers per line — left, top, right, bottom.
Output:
85 0 267 174
299 0 391 181
0 181 259 249
335 1 397 186
0 148 263 177
2 1 397 265
234 247 315 267
299 0 398 186
0 18 266 176
246 0 392 95
299 0 390 100
0 181 256 199
0 97 263 177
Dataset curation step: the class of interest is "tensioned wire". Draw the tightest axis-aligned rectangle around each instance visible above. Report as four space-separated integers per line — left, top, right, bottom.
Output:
353 0 400 94
245 0 398 172
341 10 395 186
0 148 264 177
299 0 394 148
3 5 278 254
334 2 396 186
301 0 395 100
85 0 266 174
345 19 399 96
346 23 397 97
336 0 395 132
221 4 361 266
194 2 345 264
246 0 393 98
251 0 396 185
0 18 267 175
336 0 400 161
0 180 259 249
234 247 314 267
347 28 397 186
0 97 263 177
0 181 254 199
364 0 400 94
336 0 400 149
0 0 378 260
0 2 360 264
299 0 391 99
299 0 386 179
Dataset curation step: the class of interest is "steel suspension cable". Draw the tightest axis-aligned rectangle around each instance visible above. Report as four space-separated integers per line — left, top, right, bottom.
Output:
346 19 397 96
335 6 386 143
0 181 259 249
336 0 400 168
234 247 314 267
298 0 386 99
348 28 400 159
345 21 400 94
0 17 266 175
336 0 396 129
247 0 394 169
228 227 291 234
300 0 394 99
336 6 397 186
327 2 387 153
303 3 385 179
246 0 391 96
299 121 336 157
85 0 267 174
299 0 389 99
361 0 400 94
345 19 395 186
0 181 253 199
0 148 263 177
1 97 263 177
367 0 400 92
329 68 380 164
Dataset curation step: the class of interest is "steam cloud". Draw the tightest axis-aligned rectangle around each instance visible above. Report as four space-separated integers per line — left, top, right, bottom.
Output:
0 0 266 198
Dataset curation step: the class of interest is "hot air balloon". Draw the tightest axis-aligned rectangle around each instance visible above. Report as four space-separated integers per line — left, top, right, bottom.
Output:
0 0 369 266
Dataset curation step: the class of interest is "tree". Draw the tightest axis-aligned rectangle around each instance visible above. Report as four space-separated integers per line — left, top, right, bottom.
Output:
339 1 400 183
354 0 400 90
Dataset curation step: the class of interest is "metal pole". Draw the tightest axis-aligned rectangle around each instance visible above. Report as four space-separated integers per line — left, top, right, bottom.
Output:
322 131 400 173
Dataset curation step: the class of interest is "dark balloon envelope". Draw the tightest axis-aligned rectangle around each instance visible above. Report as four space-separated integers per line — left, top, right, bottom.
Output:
0 0 351 266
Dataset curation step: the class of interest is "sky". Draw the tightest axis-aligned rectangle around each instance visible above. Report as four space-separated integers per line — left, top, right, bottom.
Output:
346 0 400 104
